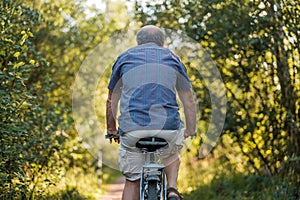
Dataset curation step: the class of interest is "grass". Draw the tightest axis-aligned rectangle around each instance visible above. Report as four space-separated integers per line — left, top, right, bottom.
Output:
41 165 123 200
177 148 299 200
34 148 299 200
181 172 299 200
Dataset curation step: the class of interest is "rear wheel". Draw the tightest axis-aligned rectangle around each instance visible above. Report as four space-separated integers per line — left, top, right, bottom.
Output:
147 180 157 200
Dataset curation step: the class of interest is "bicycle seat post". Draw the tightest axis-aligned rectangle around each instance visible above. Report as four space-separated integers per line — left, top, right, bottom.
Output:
141 148 149 163
149 151 155 163
137 137 168 164
136 137 168 200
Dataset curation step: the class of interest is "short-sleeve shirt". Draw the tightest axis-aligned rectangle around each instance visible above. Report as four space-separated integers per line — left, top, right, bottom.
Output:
108 42 191 134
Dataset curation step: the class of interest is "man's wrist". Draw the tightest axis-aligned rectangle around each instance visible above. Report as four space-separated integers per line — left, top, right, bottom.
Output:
185 129 196 136
107 127 117 134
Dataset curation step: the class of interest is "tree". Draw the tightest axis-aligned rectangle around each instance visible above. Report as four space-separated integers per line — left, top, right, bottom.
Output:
134 0 299 176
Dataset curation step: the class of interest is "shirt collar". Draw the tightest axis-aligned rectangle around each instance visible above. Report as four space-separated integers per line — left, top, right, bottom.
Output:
139 42 160 47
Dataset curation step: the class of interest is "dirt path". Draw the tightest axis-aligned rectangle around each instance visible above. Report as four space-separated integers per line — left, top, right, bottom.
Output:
100 177 125 200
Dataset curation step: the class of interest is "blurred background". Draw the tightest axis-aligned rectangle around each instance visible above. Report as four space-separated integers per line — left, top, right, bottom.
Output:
0 0 299 199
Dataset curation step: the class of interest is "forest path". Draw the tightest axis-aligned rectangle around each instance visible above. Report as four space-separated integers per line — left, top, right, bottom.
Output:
100 177 125 200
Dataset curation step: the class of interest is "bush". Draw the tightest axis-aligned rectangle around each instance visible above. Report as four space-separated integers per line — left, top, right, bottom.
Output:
0 1 70 198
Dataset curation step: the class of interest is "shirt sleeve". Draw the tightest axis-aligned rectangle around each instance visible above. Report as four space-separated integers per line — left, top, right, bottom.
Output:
175 56 192 91
108 56 123 92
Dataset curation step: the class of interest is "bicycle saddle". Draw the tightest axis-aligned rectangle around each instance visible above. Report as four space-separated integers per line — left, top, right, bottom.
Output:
136 137 168 152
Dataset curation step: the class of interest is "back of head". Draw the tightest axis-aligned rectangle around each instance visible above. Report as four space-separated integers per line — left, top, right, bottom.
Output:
136 25 165 47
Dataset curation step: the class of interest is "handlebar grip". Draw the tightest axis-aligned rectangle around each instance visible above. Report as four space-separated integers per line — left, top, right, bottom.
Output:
105 134 118 139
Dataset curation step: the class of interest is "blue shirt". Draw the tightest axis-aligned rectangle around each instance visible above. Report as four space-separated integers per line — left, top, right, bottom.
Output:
108 43 191 134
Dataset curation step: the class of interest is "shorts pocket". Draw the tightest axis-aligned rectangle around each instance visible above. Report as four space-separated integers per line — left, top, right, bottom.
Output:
119 148 130 175
175 128 184 151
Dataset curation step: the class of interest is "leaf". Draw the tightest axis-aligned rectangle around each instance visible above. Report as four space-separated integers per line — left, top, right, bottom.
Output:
13 61 25 69
29 59 35 65
13 52 21 58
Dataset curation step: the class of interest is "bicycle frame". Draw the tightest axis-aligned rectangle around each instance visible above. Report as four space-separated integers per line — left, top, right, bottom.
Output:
140 150 167 200
105 134 168 200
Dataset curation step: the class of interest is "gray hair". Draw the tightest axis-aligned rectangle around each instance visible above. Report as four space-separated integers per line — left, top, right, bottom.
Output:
136 25 165 47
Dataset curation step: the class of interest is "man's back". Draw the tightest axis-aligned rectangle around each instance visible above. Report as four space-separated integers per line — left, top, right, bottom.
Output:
108 42 191 134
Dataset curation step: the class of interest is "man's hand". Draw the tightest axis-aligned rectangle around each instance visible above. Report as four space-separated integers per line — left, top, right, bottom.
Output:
107 129 119 144
184 129 196 139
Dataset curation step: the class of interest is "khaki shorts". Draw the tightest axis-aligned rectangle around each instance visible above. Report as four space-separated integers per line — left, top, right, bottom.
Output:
118 129 184 181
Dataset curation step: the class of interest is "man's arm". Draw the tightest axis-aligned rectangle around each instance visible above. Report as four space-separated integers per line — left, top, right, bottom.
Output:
178 88 197 138
106 90 121 136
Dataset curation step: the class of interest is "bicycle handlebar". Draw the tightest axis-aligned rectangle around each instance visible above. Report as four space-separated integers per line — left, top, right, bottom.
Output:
105 134 120 139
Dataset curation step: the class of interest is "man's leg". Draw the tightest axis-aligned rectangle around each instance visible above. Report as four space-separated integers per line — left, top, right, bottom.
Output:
164 154 180 197
164 157 180 191
122 179 140 200
160 129 183 198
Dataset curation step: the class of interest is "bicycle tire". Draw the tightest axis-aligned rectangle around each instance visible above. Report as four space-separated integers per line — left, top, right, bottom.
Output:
147 180 157 200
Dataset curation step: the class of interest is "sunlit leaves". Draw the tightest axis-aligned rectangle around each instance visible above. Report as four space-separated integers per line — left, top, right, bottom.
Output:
0 1 71 198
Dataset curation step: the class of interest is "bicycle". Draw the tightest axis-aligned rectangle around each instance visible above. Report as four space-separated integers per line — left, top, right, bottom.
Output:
106 134 168 200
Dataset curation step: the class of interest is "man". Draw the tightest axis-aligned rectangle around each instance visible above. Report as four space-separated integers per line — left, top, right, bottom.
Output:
106 25 196 200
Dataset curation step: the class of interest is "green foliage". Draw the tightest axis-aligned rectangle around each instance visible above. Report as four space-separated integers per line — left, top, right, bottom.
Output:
0 0 71 199
1 0 131 198
43 167 101 200
134 0 300 176
134 0 299 198
1 0 298 198
41 166 122 200
178 146 299 199
46 187 88 200
184 173 299 200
